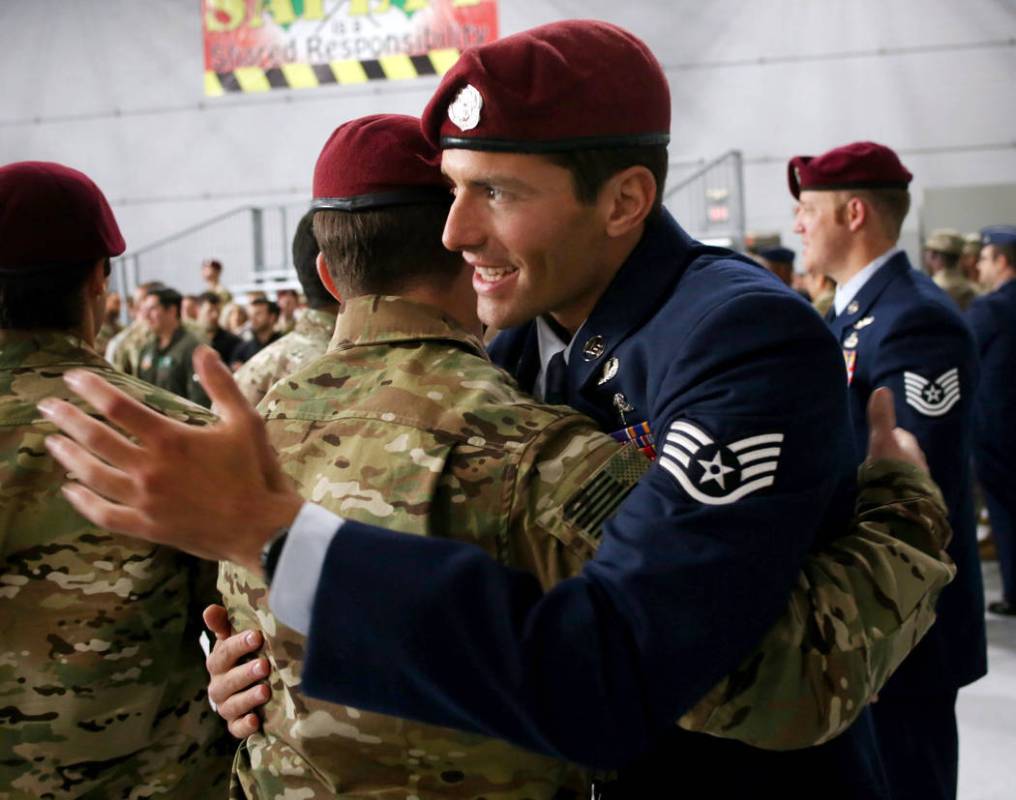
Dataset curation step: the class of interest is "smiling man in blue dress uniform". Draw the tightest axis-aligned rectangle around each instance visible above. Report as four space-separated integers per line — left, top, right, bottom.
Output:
791 140 987 800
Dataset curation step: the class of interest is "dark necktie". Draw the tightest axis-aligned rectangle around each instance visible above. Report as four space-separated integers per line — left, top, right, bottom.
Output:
824 305 837 324
544 349 568 405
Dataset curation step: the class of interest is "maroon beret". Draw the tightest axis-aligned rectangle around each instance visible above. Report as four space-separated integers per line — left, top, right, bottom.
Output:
421 20 670 153
0 161 125 273
788 141 912 199
312 114 449 211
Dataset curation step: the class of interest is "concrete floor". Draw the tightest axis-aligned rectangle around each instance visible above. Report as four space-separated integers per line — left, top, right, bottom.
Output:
957 561 1016 799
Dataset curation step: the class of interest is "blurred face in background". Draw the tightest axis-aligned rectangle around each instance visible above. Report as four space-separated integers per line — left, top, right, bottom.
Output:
142 294 177 337
277 290 298 317
225 304 248 334
181 296 199 321
248 303 277 337
199 299 221 330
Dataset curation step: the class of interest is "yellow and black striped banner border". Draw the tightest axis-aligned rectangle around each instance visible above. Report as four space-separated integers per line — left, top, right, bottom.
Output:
205 48 460 95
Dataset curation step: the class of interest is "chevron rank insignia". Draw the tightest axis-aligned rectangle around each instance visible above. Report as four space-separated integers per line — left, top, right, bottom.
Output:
904 368 961 416
658 420 783 505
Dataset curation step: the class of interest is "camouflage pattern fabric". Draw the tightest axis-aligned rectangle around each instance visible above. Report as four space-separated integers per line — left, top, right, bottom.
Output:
220 296 955 796
0 330 232 799
678 460 955 749
94 320 122 358
233 308 337 408
933 267 980 311
812 287 835 318
221 296 622 799
106 319 151 376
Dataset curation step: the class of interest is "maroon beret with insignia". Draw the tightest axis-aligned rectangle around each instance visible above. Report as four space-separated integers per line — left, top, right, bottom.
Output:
0 161 125 273
421 20 671 153
788 141 913 199
312 114 449 211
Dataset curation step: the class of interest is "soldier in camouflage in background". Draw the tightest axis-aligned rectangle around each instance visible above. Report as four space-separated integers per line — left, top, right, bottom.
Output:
233 210 340 407
0 161 231 797
105 280 163 374
208 115 957 799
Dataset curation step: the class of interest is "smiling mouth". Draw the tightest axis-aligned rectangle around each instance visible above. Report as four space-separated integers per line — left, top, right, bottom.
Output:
473 265 519 284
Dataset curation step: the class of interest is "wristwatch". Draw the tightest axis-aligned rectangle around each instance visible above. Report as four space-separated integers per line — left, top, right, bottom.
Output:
259 528 290 585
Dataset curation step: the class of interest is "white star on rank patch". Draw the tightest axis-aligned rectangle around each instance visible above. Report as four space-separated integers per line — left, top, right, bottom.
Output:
658 420 784 505
904 368 960 417
697 451 735 489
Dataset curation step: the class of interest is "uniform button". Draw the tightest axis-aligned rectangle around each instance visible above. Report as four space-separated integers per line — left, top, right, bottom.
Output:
847 301 859 315
582 335 606 361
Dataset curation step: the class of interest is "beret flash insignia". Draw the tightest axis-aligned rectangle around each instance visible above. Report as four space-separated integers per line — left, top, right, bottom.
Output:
448 84 483 132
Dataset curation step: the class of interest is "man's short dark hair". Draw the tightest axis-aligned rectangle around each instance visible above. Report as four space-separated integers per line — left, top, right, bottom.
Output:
292 211 335 309
543 144 669 215
312 203 461 299
0 259 109 330
150 287 183 316
250 297 280 318
204 259 223 273
199 291 221 306
988 242 1016 267
927 249 960 270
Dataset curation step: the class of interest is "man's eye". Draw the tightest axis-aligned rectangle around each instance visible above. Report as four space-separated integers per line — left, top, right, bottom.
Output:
485 186 504 201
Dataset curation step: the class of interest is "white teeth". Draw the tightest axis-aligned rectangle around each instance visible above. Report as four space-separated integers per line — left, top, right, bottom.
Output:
475 265 517 282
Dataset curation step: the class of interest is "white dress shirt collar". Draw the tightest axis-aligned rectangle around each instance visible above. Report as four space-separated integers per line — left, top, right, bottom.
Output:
833 247 902 316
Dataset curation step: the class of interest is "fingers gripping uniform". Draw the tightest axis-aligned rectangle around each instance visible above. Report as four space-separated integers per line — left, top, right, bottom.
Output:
0 332 231 798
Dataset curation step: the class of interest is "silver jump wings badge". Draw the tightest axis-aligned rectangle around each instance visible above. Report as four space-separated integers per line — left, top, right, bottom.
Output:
658 420 784 505
904 368 961 417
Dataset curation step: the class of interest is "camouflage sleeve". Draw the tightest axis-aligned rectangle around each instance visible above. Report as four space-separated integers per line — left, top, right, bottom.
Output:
676 459 954 749
507 412 650 589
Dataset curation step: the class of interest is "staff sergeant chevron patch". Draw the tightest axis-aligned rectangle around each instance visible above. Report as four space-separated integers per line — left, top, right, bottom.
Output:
658 420 784 505
903 367 961 417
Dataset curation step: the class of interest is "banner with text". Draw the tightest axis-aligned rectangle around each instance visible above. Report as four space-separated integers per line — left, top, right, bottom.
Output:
203 0 498 96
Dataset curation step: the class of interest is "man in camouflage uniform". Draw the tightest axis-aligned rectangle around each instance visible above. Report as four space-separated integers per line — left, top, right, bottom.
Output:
924 228 979 310
208 116 955 799
94 291 123 355
0 161 231 796
105 281 163 374
234 211 340 407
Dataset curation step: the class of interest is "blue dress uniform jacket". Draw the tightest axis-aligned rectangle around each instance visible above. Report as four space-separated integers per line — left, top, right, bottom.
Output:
967 278 1016 604
827 251 987 695
301 212 885 796
828 252 985 800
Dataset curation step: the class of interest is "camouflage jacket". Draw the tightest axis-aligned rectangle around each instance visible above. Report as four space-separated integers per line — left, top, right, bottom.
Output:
105 319 151 376
94 319 122 357
220 297 954 796
934 267 980 311
0 331 231 799
233 308 337 407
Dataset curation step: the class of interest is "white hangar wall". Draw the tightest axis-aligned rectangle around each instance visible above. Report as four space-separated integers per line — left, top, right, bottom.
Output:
1 0 1014 286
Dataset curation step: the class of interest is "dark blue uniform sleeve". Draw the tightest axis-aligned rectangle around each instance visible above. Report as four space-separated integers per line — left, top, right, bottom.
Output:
869 306 977 510
301 289 857 769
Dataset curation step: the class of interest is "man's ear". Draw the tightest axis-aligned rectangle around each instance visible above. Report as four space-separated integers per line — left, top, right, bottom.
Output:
845 196 869 233
316 252 342 303
601 166 657 238
84 258 108 297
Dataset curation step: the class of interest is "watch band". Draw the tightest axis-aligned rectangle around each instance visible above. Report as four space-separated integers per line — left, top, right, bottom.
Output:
260 528 290 585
